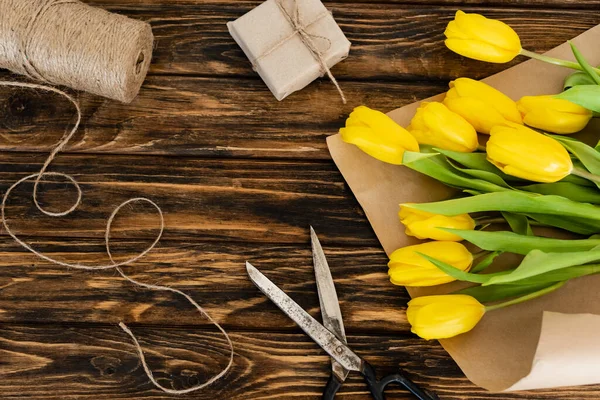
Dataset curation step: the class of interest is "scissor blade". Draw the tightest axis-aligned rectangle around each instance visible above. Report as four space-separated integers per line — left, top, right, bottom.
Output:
310 227 350 382
246 262 363 373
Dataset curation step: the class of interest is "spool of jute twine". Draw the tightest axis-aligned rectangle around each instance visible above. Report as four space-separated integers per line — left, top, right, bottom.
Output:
0 0 153 103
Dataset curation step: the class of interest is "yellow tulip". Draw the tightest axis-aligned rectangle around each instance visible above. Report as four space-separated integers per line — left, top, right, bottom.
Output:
340 106 419 165
388 241 473 287
517 95 593 134
407 294 485 340
399 205 475 241
487 123 573 183
407 102 479 153
444 10 521 63
443 78 522 134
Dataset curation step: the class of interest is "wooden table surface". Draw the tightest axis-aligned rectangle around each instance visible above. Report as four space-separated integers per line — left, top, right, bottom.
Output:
2 1 600 399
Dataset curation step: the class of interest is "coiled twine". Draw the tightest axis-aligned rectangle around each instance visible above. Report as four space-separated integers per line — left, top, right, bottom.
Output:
0 0 153 102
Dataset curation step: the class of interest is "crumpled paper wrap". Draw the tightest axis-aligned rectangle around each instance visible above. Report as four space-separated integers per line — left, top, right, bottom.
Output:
227 0 351 101
327 24 600 392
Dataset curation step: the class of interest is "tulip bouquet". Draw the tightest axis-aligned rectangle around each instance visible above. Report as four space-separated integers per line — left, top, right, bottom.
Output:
340 11 600 341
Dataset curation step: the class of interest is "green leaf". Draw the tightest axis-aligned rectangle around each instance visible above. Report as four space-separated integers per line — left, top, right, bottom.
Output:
471 251 502 273
417 253 510 284
564 71 597 90
460 263 600 302
527 212 600 235
457 282 553 303
444 229 600 255
484 248 600 285
402 151 509 193
405 192 600 227
556 85 600 113
551 135 600 176
569 42 600 85
519 182 600 204
446 159 512 189
436 149 522 182
513 263 600 285
502 212 533 236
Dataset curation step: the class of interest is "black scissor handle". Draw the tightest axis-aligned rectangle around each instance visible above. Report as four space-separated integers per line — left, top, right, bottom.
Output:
322 373 344 400
361 361 439 400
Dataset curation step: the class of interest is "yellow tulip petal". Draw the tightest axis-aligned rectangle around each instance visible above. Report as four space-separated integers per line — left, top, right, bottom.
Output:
340 126 406 165
411 102 479 152
341 106 420 165
450 78 522 124
444 96 508 134
517 95 592 134
389 267 457 286
487 124 573 182
453 10 521 54
389 242 473 273
445 39 518 63
444 20 471 40
407 294 485 340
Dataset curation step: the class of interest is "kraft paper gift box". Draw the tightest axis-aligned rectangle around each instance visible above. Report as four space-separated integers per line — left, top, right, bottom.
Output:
227 0 351 101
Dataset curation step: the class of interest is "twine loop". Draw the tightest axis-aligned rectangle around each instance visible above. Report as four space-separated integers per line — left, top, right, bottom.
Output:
252 0 346 103
0 81 234 394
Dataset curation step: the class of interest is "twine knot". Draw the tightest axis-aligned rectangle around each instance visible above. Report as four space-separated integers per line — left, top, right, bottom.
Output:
252 0 346 103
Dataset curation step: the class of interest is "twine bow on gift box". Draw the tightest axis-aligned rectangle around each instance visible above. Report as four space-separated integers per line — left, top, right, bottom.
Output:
251 0 347 103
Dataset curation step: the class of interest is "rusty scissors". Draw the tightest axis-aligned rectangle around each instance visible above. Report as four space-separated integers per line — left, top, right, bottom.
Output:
246 227 438 400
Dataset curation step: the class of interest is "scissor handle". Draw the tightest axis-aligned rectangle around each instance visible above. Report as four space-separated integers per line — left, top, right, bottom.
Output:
361 361 439 400
322 373 344 400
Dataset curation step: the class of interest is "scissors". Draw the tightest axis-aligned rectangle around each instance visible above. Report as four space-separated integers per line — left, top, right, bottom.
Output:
246 227 438 400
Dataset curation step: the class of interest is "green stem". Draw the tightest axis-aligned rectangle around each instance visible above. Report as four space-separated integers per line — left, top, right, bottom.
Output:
475 217 545 227
472 250 491 259
572 167 600 184
477 144 487 152
485 281 565 312
520 49 600 75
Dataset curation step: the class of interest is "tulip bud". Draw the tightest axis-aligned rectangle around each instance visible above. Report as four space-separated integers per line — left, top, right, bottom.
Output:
443 78 522 134
407 294 485 340
388 242 473 287
487 123 573 183
340 106 420 165
517 95 592 134
399 205 476 241
407 102 479 153
444 10 521 63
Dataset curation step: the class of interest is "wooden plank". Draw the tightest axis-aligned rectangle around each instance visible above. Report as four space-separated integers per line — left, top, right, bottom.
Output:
0 77 444 159
2 4 598 82
2 324 598 399
82 3 600 80
91 0 600 7
0 152 377 245
0 237 409 332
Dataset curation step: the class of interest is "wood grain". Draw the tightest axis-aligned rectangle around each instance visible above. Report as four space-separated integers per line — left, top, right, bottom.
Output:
0 236 407 331
2 4 599 83
91 0 600 7
0 152 379 245
2 324 598 400
0 77 444 159
3 0 600 398
89 3 600 80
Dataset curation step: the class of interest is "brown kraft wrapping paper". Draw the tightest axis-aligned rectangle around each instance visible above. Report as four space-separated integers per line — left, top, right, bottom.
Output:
327 24 600 392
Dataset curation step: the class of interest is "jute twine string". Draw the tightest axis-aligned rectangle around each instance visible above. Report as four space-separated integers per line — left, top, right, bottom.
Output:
0 81 234 394
0 0 154 102
252 0 346 104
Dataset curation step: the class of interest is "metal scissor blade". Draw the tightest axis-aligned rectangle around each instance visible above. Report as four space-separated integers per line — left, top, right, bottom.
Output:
310 227 350 382
246 262 363 373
